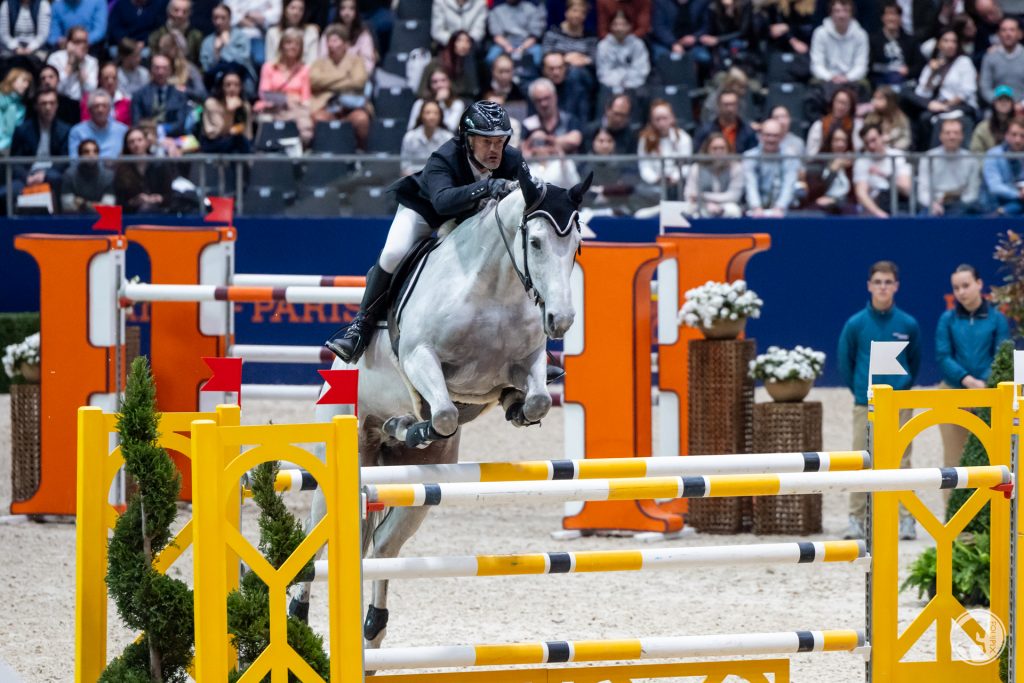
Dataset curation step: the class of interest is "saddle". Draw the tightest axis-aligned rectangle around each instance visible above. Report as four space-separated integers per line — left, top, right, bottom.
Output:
384 236 441 358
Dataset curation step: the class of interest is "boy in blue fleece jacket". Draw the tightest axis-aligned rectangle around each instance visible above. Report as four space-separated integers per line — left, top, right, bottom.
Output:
837 260 920 540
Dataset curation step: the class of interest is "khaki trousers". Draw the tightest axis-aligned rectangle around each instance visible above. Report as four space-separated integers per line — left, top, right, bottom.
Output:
849 404 914 520
938 382 971 504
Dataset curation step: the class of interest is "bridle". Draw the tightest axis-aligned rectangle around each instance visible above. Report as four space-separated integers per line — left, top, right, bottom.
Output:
493 181 582 314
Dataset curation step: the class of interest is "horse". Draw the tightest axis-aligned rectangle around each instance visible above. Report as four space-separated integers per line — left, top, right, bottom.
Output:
290 164 592 652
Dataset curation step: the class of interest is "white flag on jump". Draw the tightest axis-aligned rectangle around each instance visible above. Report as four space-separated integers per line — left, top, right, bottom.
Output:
1014 350 1024 386
867 341 909 401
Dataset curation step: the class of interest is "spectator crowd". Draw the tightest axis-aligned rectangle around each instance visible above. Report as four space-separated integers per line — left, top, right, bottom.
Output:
0 0 1023 216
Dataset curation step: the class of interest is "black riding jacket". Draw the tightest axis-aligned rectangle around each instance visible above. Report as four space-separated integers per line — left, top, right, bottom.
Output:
389 137 527 229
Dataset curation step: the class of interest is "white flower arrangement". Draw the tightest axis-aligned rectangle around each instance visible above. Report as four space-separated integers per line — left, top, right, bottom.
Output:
3 332 40 380
678 280 763 329
749 345 826 382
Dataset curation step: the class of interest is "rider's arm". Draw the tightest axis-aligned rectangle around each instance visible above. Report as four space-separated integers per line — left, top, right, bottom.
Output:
422 157 491 216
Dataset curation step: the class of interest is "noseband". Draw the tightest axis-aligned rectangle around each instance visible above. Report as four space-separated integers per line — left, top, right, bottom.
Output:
493 182 581 313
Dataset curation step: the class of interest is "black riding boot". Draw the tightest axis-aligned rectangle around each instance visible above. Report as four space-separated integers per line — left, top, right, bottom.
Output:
325 264 392 363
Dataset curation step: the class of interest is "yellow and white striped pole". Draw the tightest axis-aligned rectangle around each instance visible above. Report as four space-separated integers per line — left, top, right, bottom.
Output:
363 629 867 671
364 465 1011 508
303 539 867 581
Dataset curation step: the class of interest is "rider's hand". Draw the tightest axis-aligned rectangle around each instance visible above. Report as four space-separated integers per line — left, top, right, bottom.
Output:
487 178 512 199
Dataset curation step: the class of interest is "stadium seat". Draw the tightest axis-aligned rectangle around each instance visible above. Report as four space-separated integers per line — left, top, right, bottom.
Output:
389 19 431 55
644 85 695 133
254 119 301 153
249 158 298 199
395 0 431 20
348 186 397 217
380 51 409 78
655 52 698 88
765 82 810 133
291 187 342 216
374 87 417 121
766 52 811 84
367 118 404 154
312 120 357 154
243 186 289 214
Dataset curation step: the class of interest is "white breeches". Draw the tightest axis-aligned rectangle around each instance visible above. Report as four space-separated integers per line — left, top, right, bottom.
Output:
379 205 433 273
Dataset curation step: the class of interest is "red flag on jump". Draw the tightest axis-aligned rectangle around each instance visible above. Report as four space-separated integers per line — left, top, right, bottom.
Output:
201 357 243 405
205 196 234 224
92 205 122 233
317 369 359 412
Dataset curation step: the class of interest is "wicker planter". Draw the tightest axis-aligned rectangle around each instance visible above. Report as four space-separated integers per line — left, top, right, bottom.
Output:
752 401 823 535
11 383 41 503
765 379 813 403
17 363 40 383
698 317 747 340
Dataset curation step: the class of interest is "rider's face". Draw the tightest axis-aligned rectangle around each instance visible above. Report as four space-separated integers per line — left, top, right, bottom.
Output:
469 135 506 170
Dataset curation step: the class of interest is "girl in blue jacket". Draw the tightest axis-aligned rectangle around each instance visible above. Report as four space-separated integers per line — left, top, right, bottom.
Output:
935 263 1010 470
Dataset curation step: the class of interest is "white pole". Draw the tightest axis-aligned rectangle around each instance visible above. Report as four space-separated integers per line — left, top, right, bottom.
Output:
121 282 363 304
242 384 322 401
229 344 333 364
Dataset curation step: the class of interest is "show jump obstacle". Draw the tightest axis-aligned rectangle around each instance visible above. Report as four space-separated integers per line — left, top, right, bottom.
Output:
16 223 768 520
76 383 1023 682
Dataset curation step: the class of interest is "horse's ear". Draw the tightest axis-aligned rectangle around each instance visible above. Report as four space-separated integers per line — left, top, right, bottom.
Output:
569 172 594 207
518 161 541 207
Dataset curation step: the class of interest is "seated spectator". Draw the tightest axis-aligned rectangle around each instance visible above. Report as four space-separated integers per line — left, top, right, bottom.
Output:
487 54 526 117
971 85 1016 153
38 63 79 125
148 0 203 64
266 0 319 66
804 126 857 214
310 23 370 147
80 63 131 126
419 31 479 101
694 88 757 153
115 126 176 213
132 55 191 137
48 0 103 47
69 90 129 157
770 104 806 157
597 0 649 38
578 126 647 214
431 0 487 47
682 131 744 217
485 0 545 70
693 0 759 76
595 10 650 90
117 38 150 97
742 118 801 216
582 92 636 153
700 67 756 124
806 87 862 155
637 99 692 194
853 122 912 217
979 17 1024 107
60 138 113 212
201 4 254 77
538 50 592 127
0 67 31 152
869 2 922 87
981 116 1024 215
400 99 453 175
918 118 981 215
226 0 280 67
522 76 581 153
156 32 207 103
760 0 816 55
10 87 69 194
327 0 375 75
0 0 52 61
200 66 252 153
542 0 597 72
523 131 581 187
906 28 978 148
256 27 313 143
863 85 911 151
408 66 465 132
809 0 869 101
45 25 96 101
108 0 165 45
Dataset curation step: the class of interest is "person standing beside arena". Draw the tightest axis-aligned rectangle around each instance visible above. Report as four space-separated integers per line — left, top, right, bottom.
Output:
838 260 920 540
935 264 1009 482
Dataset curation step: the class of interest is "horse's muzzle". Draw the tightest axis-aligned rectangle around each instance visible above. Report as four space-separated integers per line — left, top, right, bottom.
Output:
545 311 575 339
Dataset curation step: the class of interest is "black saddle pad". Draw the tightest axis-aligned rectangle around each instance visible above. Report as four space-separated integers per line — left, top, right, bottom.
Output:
386 237 441 357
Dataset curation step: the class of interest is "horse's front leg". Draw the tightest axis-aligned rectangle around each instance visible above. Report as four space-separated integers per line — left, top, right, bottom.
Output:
400 345 459 447
502 349 552 426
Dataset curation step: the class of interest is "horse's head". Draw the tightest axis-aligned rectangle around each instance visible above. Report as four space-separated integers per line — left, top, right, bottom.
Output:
514 163 591 340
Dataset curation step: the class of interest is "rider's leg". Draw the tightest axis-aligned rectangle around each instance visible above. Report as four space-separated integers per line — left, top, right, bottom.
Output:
326 206 432 363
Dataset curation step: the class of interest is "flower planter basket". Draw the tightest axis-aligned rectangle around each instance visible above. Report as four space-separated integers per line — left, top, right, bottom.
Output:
11 383 41 504
698 317 747 340
765 378 814 403
686 338 755 534
752 401 823 535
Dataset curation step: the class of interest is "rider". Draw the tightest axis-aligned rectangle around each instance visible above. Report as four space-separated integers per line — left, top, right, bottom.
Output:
326 100 528 363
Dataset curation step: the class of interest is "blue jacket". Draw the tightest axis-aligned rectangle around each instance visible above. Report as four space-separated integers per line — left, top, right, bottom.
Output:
982 143 1024 205
838 302 921 405
935 299 1010 387
48 0 106 45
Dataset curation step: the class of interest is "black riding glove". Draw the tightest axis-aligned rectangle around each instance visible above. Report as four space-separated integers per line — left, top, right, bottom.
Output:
487 178 513 199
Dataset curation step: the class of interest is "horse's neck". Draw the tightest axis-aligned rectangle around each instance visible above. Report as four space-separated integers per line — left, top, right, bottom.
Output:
449 189 527 294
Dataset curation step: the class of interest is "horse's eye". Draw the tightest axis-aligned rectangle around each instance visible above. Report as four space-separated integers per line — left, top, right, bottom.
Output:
529 237 541 250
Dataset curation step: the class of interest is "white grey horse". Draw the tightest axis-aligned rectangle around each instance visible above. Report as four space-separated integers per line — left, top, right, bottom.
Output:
290 166 591 652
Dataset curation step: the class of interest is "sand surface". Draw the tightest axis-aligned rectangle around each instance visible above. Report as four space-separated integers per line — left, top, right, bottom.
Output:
0 388 953 682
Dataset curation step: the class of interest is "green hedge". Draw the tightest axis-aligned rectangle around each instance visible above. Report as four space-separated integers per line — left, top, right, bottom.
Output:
0 312 40 394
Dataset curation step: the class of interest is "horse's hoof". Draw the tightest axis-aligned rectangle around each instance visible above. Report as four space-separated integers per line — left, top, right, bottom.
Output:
505 402 540 427
288 597 310 623
382 415 415 442
404 421 446 448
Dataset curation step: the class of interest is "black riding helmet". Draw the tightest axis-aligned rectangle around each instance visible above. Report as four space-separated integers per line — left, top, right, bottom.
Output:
459 100 513 148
